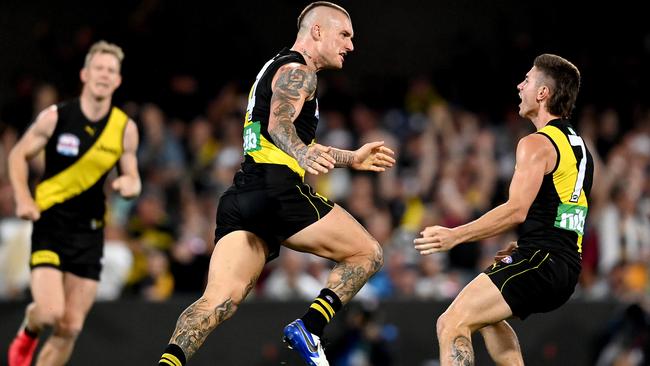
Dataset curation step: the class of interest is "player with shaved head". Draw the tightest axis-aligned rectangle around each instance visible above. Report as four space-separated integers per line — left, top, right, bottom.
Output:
157 2 395 365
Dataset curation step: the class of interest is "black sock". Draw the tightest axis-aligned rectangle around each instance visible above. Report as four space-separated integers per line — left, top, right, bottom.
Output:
300 288 342 337
23 326 39 339
159 344 186 366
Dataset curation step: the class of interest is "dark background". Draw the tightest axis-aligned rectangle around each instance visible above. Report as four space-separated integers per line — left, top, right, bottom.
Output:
1 0 648 129
0 299 622 365
0 2 648 365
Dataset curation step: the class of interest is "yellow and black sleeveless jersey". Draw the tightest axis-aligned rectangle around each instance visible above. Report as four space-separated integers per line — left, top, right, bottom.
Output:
518 119 594 265
35 99 128 229
241 47 319 178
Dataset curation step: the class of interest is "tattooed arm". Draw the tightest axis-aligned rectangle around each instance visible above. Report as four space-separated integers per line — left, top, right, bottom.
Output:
329 148 355 167
268 63 335 175
330 142 396 171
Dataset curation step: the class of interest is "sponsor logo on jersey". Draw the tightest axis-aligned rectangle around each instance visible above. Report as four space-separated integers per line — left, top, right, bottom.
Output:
243 122 262 153
555 204 587 236
56 133 80 156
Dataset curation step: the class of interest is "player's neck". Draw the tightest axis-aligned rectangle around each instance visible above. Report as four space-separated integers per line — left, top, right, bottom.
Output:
291 43 321 72
531 109 561 130
79 92 112 122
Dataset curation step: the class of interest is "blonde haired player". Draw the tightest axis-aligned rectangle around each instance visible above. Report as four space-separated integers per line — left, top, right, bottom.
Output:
8 40 140 366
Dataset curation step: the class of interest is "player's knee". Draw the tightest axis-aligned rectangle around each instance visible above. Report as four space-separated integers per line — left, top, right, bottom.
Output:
436 311 459 338
54 319 83 340
32 303 65 327
437 310 470 339
348 238 383 274
366 241 383 275
436 313 448 338
200 290 244 320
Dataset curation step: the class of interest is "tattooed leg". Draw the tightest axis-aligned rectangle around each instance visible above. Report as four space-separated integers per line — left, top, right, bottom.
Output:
284 205 384 304
450 336 474 366
169 298 235 359
325 242 383 303
169 276 257 359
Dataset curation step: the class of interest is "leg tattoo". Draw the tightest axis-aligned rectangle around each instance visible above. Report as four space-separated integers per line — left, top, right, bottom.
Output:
450 335 474 366
169 277 256 359
326 247 382 303
169 298 235 358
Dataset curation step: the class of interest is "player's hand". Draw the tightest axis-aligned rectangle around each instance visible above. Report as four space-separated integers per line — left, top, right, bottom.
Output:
15 196 40 221
494 241 518 262
351 141 395 172
112 175 141 199
414 225 459 255
299 144 335 175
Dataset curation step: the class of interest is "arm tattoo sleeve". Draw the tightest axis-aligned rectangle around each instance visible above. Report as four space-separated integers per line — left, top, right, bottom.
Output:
330 148 354 167
268 67 317 166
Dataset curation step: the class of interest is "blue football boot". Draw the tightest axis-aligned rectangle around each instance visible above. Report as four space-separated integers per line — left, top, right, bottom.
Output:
283 319 329 366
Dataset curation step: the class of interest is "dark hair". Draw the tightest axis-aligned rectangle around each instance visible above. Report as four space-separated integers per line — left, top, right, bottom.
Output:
534 54 581 119
297 1 351 30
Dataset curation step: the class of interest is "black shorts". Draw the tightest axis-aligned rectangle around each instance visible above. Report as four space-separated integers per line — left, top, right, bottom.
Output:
484 246 580 319
215 163 334 261
31 212 104 280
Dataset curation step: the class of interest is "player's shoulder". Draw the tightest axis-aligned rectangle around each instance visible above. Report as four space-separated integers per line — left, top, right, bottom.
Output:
31 104 59 131
519 133 554 149
516 133 556 161
125 118 138 131
273 63 317 95
37 104 59 122
275 62 316 79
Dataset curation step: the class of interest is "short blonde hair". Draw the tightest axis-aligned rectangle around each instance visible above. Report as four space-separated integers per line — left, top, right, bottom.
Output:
84 40 124 68
297 1 350 30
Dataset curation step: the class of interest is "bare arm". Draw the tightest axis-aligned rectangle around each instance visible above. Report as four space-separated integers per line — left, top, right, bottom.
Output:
329 143 396 171
267 63 334 175
415 134 556 254
111 119 141 199
8 105 59 220
329 148 355 167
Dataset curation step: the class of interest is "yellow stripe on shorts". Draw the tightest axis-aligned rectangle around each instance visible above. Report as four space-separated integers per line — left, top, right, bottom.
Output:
31 250 60 266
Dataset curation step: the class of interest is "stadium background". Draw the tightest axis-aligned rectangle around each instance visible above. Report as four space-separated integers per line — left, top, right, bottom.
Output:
1 0 649 365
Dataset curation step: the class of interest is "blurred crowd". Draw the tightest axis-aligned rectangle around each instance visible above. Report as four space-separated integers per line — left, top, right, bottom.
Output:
1 72 648 308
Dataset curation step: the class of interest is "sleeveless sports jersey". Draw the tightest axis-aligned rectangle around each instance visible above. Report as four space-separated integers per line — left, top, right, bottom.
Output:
517 119 594 264
35 99 128 228
241 48 319 178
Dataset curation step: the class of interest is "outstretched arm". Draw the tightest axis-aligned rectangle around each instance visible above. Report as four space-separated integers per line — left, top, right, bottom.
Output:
330 142 396 171
267 63 335 175
415 134 555 255
8 105 58 220
112 119 141 198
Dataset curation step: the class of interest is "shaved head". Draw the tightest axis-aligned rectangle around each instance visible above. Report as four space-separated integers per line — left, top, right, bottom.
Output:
297 1 351 34
292 1 354 71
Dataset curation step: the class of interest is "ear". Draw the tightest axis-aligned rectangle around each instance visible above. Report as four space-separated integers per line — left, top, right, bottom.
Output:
114 74 122 89
80 68 88 83
310 24 321 40
536 85 550 102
